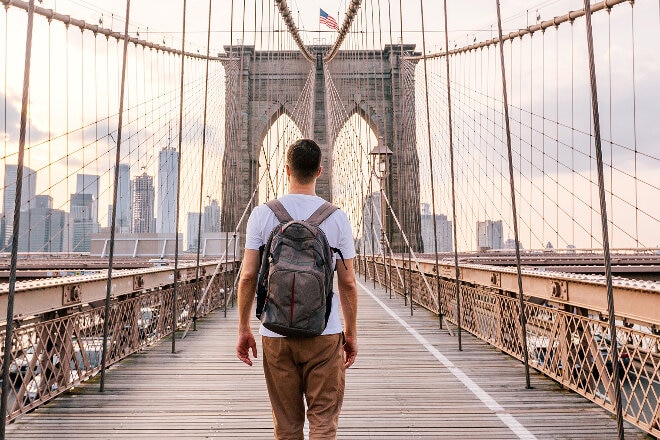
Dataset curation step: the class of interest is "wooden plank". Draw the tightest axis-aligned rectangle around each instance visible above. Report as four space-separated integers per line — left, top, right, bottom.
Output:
5 281 646 439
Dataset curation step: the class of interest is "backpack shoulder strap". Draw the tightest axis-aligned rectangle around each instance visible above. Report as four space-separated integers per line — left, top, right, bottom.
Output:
266 199 293 223
306 201 339 226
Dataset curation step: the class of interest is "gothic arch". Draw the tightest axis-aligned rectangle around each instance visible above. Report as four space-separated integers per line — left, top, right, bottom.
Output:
329 99 383 150
257 101 305 148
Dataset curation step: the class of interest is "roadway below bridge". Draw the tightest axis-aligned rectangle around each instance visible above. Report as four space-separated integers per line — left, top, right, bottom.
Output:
0 255 218 282
414 251 660 282
5 279 646 439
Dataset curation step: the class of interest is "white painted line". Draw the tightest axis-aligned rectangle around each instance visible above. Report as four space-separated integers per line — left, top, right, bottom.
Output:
357 280 538 440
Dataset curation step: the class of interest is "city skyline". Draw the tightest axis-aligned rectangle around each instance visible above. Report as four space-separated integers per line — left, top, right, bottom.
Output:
0 162 224 252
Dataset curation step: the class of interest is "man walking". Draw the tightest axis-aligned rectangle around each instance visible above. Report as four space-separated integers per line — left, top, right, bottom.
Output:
236 139 358 440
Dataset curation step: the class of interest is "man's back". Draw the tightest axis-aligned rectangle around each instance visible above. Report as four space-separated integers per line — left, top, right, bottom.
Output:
245 193 355 338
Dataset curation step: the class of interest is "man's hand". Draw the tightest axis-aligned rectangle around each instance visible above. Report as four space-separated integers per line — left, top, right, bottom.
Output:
236 330 257 366
236 249 260 366
343 335 357 368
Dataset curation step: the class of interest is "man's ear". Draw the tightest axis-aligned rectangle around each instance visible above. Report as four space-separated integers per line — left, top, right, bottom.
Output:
316 166 323 177
286 164 291 176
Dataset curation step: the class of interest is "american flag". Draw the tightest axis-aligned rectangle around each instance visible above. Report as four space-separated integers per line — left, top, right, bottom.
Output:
319 9 339 31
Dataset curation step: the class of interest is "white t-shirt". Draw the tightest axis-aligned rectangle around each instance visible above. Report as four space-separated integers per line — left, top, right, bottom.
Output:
245 194 356 337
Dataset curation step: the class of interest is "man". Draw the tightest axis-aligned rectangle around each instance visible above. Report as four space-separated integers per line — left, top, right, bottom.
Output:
236 139 358 440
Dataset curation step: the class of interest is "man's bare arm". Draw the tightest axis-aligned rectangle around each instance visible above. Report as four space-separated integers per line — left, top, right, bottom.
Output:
236 249 260 366
336 258 358 368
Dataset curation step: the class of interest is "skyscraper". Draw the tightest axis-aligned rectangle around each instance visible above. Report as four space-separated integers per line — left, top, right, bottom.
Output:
17 195 66 252
157 147 179 234
75 174 100 224
361 192 382 253
2 164 37 250
132 172 155 234
70 193 100 252
203 199 221 233
107 163 132 233
420 204 453 253
187 212 202 252
476 220 504 251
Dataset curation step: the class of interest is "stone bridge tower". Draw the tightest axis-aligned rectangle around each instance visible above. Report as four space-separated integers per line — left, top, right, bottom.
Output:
220 45 422 252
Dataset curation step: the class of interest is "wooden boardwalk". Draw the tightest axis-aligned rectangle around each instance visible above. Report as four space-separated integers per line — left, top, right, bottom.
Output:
5 280 646 439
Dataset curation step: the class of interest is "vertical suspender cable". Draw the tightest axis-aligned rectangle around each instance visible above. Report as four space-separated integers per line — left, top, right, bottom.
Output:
582 1 623 437
193 0 213 332
100 0 131 393
0 0 34 434
172 0 187 354
418 0 443 331
440 0 463 348
495 0 531 389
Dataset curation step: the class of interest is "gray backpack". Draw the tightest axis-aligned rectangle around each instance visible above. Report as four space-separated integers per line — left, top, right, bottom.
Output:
255 199 344 337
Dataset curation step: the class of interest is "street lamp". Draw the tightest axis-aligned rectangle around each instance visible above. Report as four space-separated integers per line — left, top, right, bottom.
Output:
369 136 392 256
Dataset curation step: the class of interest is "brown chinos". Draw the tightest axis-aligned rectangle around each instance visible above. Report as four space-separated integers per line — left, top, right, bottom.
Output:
262 333 345 440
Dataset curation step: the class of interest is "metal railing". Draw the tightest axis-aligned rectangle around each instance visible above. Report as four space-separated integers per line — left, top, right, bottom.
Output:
0 262 237 422
357 254 660 437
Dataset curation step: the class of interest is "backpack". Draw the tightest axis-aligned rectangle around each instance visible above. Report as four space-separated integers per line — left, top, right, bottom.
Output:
255 199 344 338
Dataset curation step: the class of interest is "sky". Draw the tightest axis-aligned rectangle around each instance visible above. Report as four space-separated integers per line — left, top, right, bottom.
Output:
0 0 658 251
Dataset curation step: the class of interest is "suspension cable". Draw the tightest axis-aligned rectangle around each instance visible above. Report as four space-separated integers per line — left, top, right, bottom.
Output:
0 0 35 434
99 0 131 394
582 0 623 437
405 0 628 61
171 0 188 355
273 0 314 62
324 0 362 62
495 0 531 389
439 0 463 349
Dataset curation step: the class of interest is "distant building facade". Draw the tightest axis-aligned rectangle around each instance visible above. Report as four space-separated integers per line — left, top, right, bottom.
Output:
504 238 523 250
132 172 155 234
18 195 66 252
203 199 221 233
476 219 503 250
107 163 131 233
187 212 202 251
75 174 100 224
157 147 179 234
70 192 100 252
2 164 37 250
420 203 452 253
361 192 382 253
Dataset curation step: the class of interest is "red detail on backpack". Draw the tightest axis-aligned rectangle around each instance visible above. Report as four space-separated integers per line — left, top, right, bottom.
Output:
290 273 296 325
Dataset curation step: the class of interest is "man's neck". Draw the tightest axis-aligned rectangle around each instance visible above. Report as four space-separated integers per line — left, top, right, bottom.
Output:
287 181 316 196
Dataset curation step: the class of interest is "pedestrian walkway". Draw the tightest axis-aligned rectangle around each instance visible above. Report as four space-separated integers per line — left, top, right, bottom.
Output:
5 279 644 439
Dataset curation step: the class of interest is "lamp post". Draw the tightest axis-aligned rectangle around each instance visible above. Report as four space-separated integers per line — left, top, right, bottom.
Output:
369 137 393 292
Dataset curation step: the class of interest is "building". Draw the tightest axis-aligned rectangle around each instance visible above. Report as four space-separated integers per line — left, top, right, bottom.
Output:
2 164 37 250
476 220 503 251
107 163 131 233
203 199 221 233
361 192 382 254
187 212 202 252
420 203 452 253
504 238 523 250
17 195 66 252
157 147 179 234
75 174 100 224
70 193 100 252
132 172 155 234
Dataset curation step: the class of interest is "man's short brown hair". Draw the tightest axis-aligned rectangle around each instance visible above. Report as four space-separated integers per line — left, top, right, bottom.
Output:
287 139 321 184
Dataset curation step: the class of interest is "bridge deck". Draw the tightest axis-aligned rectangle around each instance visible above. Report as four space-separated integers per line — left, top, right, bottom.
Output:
5 280 645 439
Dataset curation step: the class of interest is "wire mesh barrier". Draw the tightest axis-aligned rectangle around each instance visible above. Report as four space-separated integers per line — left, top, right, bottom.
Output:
0 265 236 422
358 254 660 438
